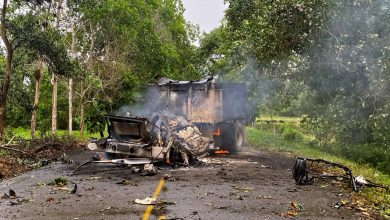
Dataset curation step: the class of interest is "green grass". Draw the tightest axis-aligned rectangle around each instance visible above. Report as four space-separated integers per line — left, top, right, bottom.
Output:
247 126 390 216
257 115 302 123
10 127 101 141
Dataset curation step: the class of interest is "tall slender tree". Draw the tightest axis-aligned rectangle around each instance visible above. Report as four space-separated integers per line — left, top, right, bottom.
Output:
51 0 63 134
0 0 14 141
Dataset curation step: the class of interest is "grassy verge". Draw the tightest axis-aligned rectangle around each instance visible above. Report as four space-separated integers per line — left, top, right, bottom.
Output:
257 115 302 123
247 126 390 216
10 127 101 141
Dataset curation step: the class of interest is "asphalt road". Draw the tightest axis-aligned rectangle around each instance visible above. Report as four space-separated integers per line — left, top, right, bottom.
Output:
0 147 367 219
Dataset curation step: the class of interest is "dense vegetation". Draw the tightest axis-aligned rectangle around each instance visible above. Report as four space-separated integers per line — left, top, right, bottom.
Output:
199 0 390 174
0 0 200 139
0 1 389 176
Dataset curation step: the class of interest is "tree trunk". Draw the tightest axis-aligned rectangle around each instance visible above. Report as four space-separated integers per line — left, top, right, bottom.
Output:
51 75 58 134
79 80 85 137
68 79 73 134
68 23 76 135
79 25 95 138
0 0 13 141
51 0 63 135
56 0 62 29
0 106 5 141
30 58 43 140
0 55 12 141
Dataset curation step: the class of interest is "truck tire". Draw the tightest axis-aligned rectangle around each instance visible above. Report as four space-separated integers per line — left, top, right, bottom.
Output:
292 158 307 185
220 121 246 154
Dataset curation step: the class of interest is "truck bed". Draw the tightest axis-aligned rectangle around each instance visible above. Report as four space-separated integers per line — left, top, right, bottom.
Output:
149 77 248 124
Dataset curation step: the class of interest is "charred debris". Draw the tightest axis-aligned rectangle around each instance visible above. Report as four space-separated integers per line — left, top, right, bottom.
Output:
74 77 249 174
292 157 389 192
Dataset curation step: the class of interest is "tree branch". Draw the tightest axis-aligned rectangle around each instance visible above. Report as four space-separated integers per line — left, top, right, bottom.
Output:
0 136 28 154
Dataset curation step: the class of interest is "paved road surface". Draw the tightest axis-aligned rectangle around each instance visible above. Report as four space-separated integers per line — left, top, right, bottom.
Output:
0 147 365 219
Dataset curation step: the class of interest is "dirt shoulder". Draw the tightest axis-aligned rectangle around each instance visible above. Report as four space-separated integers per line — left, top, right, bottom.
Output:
0 146 377 219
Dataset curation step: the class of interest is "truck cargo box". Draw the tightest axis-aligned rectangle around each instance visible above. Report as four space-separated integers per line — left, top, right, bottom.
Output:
149 77 248 124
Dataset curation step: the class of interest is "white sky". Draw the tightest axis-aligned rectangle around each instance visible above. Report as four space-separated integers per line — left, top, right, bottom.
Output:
182 0 228 33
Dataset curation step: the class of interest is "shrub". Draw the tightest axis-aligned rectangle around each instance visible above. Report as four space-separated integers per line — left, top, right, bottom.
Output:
280 124 304 141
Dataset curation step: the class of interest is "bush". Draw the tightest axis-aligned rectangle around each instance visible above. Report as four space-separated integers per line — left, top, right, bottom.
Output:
337 144 390 175
280 124 304 141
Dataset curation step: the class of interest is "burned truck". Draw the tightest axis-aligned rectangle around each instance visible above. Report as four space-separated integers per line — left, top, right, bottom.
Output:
87 77 248 165
152 77 248 154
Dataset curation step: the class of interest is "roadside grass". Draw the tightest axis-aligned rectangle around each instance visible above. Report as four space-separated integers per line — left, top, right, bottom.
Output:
10 127 101 141
247 126 390 216
257 115 302 123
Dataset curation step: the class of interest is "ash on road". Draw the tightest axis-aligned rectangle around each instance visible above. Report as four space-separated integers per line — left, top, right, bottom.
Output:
0 147 365 219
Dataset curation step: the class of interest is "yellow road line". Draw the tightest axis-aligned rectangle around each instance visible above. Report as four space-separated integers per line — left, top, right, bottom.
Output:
142 178 165 220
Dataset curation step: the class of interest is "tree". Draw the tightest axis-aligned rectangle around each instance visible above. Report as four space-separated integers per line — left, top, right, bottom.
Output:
219 0 390 145
302 0 390 144
65 0 200 134
0 0 75 140
0 0 14 141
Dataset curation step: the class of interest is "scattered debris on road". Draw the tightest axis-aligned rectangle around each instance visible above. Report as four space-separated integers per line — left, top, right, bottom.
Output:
334 199 349 209
99 206 119 214
70 183 77 194
8 189 16 198
116 179 131 185
134 197 156 205
284 201 304 217
141 164 159 176
157 201 176 206
232 185 254 192
292 157 389 191
255 195 273 199
48 177 68 187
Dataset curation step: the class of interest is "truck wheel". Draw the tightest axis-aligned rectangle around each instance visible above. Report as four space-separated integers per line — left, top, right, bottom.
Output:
221 121 245 154
292 158 307 185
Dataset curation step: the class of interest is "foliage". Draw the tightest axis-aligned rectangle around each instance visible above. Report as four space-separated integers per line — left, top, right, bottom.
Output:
302 0 390 144
279 124 304 142
66 0 201 129
8 14 77 76
225 0 331 62
1 0 201 134
205 0 390 148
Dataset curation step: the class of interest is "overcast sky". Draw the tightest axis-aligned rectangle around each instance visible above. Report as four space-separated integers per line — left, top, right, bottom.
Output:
182 0 228 33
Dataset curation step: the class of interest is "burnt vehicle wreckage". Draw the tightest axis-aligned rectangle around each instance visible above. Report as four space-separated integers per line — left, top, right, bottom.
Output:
73 77 249 174
292 157 389 191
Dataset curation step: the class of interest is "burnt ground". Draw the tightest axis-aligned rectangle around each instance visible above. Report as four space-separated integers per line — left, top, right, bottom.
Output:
0 146 376 220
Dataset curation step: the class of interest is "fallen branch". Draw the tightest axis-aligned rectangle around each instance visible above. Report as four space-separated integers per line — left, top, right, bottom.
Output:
0 138 28 154
5 136 15 145
0 137 28 154
0 144 28 154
